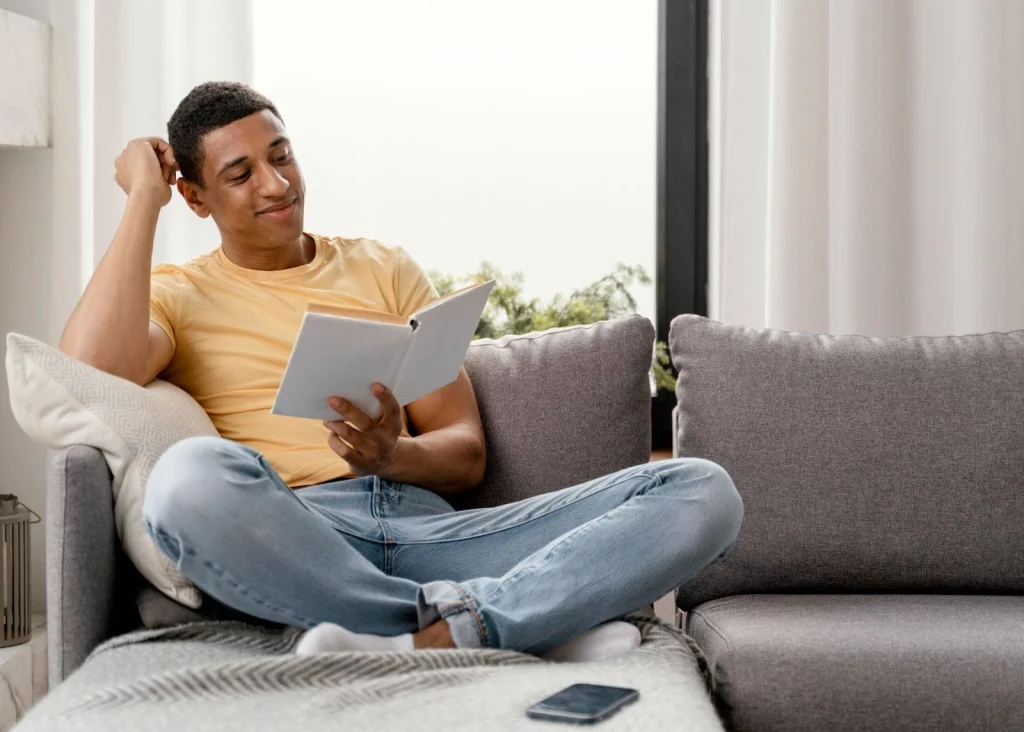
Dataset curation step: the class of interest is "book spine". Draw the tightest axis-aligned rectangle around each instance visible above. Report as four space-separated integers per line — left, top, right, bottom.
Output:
387 323 420 405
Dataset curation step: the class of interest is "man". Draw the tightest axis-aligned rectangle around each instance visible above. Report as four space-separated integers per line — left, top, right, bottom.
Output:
59 82 742 660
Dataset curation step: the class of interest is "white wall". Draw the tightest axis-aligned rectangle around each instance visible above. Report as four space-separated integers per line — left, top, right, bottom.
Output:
0 0 54 614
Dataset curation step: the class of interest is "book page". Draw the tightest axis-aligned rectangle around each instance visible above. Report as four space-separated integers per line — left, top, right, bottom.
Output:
306 302 408 325
393 280 496 406
272 314 413 421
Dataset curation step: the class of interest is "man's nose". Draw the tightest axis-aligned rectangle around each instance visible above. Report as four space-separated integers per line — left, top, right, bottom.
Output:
255 162 289 198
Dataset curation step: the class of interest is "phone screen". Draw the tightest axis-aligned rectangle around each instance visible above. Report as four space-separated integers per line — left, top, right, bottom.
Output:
527 683 640 723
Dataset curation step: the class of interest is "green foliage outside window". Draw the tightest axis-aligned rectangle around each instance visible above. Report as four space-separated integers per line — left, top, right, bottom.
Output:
430 262 677 393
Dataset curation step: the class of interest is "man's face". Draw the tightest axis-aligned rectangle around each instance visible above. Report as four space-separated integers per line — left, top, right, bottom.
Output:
181 110 306 247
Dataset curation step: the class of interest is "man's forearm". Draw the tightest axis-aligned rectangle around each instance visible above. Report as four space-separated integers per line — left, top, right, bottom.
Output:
59 190 161 382
377 425 486 496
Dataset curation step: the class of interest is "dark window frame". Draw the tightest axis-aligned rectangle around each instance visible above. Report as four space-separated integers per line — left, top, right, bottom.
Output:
653 0 709 450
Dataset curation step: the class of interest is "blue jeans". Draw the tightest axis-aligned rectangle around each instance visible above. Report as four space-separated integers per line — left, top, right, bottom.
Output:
143 436 742 654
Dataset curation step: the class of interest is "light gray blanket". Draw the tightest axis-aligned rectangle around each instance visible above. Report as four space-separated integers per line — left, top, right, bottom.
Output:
18 614 724 731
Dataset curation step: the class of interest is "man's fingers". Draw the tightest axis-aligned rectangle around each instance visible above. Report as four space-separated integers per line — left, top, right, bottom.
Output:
144 137 177 169
373 383 402 427
323 420 374 453
328 432 356 461
145 136 170 155
327 433 370 472
327 397 375 431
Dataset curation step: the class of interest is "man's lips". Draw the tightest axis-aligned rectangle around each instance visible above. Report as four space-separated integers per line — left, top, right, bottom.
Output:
257 199 297 217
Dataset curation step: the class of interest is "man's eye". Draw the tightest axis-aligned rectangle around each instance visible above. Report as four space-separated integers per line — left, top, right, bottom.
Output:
273 151 292 163
231 171 251 183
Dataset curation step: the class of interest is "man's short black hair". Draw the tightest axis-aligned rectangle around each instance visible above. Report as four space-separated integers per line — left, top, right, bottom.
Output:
168 81 282 186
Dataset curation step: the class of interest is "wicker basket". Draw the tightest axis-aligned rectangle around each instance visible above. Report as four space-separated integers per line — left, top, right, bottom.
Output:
0 494 36 647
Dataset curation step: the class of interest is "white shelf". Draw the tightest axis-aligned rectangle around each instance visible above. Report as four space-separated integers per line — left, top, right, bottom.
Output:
0 9 50 148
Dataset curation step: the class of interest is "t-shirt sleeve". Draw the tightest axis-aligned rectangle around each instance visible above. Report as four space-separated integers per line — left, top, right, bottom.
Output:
149 268 181 352
393 245 440 317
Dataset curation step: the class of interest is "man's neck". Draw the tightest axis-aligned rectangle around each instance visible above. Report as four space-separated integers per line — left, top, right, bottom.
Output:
219 233 315 271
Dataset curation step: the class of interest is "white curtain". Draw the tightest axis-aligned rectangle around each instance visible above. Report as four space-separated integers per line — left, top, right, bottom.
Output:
91 0 253 270
709 0 1024 336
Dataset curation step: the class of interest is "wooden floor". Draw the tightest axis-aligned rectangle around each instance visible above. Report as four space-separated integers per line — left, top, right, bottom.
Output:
649 449 673 462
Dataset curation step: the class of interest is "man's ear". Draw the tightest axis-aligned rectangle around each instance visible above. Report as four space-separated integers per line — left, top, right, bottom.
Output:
177 179 211 218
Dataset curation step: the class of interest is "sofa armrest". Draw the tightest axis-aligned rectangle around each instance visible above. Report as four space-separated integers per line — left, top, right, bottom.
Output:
46 446 119 686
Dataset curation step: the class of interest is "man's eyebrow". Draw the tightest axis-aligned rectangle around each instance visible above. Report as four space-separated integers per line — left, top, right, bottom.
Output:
217 138 288 176
218 156 248 176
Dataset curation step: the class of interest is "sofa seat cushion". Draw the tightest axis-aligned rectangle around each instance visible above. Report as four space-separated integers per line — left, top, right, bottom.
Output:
687 594 1024 732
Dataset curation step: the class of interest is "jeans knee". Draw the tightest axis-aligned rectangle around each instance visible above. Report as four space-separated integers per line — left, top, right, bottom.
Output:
144 436 258 533
701 460 743 546
660 457 743 549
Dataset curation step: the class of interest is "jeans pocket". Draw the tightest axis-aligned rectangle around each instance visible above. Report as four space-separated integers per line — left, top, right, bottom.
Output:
380 480 456 519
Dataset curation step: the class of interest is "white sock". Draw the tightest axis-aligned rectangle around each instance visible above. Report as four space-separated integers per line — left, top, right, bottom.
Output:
295 623 414 655
541 621 641 663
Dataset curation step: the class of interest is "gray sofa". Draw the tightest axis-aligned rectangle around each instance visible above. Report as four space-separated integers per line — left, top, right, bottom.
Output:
46 315 658 683
30 315 727 731
670 315 1024 732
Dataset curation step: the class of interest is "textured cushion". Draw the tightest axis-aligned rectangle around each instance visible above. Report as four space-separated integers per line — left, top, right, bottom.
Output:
687 594 1024 732
21 614 725 732
7 334 211 608
460 315 654 508
669 316 1024 607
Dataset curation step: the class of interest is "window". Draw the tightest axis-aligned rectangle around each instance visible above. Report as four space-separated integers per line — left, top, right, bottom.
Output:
255 1 710 449
253 0 657 327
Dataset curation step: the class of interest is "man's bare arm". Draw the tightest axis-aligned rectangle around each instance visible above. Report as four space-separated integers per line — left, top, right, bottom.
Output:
381 369 486 494
59 138 177 385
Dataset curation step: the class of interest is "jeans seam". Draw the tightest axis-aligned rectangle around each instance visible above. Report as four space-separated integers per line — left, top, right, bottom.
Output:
445 582 490 647
149 525 317 627
299 514 387 545
371 475 396 574
396 469 665 546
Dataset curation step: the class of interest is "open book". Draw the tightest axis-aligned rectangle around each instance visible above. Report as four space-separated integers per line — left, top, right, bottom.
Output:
271 280 496 421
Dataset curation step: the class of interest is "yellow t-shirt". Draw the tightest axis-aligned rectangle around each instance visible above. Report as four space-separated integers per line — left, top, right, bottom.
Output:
149 234 439 488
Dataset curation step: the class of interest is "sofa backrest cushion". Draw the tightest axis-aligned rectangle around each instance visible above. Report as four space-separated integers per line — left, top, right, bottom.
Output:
460 315 654 509
670 315 1024 608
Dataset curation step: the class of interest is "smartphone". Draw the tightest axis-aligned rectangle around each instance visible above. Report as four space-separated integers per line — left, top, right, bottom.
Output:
526 683 640 724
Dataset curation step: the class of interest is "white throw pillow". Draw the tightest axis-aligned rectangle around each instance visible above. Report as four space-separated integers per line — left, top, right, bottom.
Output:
5 333 211 608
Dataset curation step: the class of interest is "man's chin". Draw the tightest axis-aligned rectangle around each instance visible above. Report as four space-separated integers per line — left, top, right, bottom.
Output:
257 214 304 243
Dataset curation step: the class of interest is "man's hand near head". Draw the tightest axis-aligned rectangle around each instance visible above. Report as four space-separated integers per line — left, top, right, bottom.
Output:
114 137 179 207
